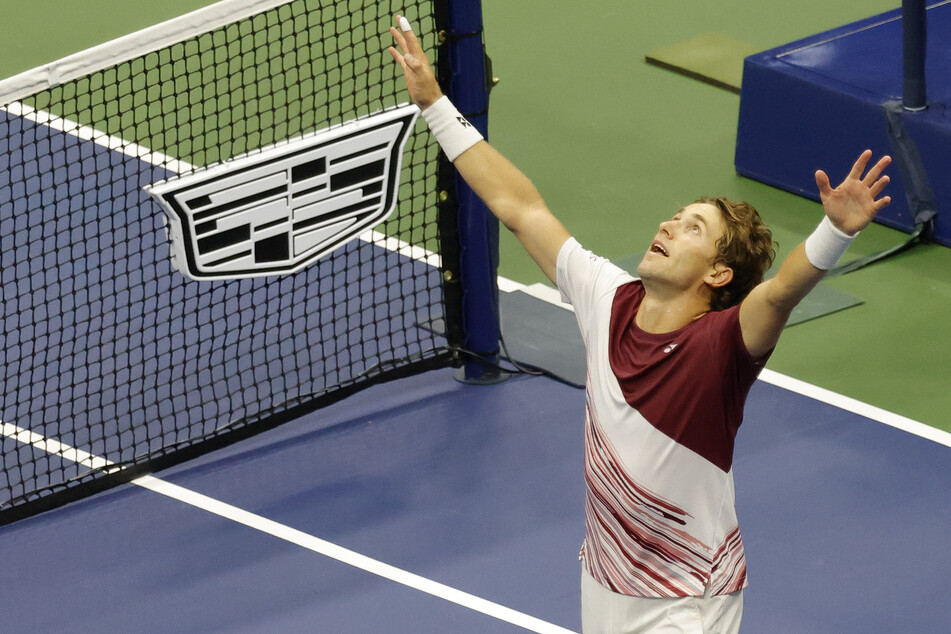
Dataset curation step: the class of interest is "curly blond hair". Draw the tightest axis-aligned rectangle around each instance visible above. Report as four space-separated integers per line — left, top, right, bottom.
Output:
696 196 776 311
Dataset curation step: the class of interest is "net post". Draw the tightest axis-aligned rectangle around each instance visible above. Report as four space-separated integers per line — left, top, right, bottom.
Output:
438 0 505 384
902 0 928 111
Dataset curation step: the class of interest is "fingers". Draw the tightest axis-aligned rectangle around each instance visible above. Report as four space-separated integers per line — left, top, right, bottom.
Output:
847 149 892 185
389 27 407 61
814 169 833 197
869 172 891 198
847 149 873 181
835 150 892 205
859 153 892 211
389 15 427 75
391 15 422 56
387 45 404 68
387 44 424 76
862 154 892 186
387 14 442 109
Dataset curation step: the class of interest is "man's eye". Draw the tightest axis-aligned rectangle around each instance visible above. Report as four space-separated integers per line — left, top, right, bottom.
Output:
690 226 700 234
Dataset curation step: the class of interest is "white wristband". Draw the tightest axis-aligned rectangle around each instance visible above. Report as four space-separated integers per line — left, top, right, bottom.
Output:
804 216 856 270
421 96 484 162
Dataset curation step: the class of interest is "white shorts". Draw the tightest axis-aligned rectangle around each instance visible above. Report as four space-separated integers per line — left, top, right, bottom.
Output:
581 568 744 634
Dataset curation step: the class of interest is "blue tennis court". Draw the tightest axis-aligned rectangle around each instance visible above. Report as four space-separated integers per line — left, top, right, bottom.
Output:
2 1 951 632
1 364 950 632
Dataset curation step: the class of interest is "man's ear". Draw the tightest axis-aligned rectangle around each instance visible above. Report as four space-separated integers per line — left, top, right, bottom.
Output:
704 263 733 289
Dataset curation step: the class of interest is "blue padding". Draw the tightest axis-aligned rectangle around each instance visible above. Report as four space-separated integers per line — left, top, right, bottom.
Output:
736 3 951 247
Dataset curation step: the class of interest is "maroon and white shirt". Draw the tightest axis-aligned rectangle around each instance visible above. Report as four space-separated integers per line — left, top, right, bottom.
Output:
556 238 769 598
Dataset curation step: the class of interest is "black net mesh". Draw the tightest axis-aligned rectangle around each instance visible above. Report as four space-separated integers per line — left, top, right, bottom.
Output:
0 0 458 524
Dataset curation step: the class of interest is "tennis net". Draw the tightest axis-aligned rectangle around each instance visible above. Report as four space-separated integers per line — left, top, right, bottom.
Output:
0 0 468 524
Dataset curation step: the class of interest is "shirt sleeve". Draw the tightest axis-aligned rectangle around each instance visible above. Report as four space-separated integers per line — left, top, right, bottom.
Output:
556 238 636 336
708 304 772 384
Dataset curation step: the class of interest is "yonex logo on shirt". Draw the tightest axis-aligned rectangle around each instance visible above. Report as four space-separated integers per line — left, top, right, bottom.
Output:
664 343 678 354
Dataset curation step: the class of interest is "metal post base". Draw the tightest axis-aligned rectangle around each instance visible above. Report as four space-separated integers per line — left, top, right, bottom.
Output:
454 366 511 385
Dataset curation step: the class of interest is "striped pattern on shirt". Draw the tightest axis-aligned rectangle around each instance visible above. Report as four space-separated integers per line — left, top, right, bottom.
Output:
556 238 765 599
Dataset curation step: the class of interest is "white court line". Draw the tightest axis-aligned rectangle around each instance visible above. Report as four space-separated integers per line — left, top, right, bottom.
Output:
0 421 573 634
0 423 118 472
1 102 197 175
133 475 574 634
360 228 442 269
758 369 951 449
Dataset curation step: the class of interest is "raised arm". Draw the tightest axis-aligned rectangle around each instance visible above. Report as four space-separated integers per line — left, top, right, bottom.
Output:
739 150 892 358
388 15 570 283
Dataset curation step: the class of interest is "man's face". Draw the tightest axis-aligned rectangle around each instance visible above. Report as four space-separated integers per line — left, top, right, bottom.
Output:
636 202 729 294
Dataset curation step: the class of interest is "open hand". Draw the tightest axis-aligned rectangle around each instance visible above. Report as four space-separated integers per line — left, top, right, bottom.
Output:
388 15 443 110
814 150 892 236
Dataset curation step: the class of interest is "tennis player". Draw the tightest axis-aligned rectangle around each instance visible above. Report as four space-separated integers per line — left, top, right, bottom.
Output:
389 16 891 633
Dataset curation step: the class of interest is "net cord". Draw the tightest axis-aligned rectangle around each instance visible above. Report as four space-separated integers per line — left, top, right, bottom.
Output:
0 0 297 106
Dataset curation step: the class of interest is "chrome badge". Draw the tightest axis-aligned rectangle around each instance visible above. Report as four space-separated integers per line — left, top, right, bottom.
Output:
146 104 419 280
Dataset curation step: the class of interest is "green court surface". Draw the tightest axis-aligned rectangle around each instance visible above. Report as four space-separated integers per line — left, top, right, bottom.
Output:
2 0 948 433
